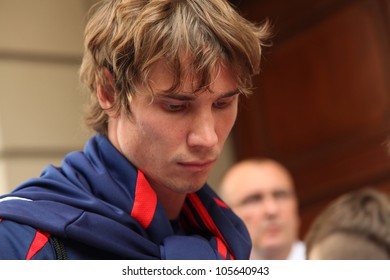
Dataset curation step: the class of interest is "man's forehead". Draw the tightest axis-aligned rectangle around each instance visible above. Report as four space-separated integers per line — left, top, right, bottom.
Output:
222 161 295 201
237 181 293 199
148 57 235 91
155 88 240 100
232 161 292 183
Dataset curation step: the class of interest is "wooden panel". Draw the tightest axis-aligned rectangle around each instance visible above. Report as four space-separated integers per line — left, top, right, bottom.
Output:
231 0 355 44
232 0 390 237
262 3 389 156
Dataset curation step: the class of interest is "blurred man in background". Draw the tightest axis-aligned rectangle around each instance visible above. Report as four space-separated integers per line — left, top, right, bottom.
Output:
219 158 305 260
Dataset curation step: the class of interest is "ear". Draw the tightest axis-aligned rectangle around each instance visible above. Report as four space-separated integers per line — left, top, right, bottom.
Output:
97 68 115 110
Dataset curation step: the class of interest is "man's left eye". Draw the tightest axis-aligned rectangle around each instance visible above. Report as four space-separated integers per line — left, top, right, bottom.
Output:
163 102 189 112
213 100 230 108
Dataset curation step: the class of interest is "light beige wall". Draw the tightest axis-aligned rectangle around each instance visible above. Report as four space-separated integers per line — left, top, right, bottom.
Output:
0 0 92 193
0 0 235 194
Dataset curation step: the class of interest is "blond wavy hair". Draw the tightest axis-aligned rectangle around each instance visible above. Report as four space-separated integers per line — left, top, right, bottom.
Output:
80 0 270 135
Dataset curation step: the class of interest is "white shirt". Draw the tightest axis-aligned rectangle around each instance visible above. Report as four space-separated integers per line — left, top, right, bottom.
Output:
287 240 306 260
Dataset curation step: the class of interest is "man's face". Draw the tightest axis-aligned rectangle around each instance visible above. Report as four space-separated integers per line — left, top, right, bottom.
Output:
107 59 239 196
222 162 299 257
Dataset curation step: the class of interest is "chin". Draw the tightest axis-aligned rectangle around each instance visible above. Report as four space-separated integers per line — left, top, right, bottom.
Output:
184 184 205 194
179 181 207 194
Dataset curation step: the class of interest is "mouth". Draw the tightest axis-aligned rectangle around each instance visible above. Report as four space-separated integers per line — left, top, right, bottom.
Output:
177 159 217 172
264 224 282 236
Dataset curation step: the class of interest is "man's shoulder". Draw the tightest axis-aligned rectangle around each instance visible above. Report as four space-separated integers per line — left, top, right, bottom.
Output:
0 218 37 237
0 219 55 259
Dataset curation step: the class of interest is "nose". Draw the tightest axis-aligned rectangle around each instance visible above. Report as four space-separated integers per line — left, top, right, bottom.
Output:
187 110 218 149
263 198 279 217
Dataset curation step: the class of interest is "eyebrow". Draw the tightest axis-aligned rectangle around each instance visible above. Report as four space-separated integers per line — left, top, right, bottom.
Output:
157 89 240 101
238 193 262 206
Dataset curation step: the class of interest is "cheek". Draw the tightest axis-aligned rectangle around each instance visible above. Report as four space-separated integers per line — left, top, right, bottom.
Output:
280 203 300 233
283 201 299 219
226 105 238 126
239 212 263 239
137 116 184 153
236 207 261 227
216 110 237 142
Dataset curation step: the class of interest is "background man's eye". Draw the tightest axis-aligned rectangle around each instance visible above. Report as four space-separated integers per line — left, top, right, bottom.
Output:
240 194 263 206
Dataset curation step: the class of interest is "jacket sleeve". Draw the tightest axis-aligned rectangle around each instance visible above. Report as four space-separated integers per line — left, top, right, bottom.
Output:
160 235 225 260
0 219 55 260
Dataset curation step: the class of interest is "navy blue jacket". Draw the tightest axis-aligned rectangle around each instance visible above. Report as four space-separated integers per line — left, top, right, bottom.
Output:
0 134 251 260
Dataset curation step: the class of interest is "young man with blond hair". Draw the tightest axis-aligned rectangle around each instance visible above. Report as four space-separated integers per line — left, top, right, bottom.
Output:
0 0 269 259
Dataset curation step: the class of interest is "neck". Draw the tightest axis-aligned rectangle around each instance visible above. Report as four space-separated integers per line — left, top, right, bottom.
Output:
148 180 186 220
158 190 186 220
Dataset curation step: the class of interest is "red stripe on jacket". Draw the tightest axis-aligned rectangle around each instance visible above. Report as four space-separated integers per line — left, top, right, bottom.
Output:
213 197 229 208
187 193 235 260
215 237 228 260
181 203 201 230
26 230 51 260
130 170 157 229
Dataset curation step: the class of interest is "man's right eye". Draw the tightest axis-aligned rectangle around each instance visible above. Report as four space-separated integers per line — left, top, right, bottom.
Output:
240 194 263 207
162 102 189 112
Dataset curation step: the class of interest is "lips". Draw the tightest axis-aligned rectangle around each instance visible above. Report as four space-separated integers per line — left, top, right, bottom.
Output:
178 159 217 172
264 224 282 236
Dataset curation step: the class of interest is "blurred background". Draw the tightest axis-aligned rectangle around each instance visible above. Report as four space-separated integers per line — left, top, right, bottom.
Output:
1 0 390 238
0 0 94 193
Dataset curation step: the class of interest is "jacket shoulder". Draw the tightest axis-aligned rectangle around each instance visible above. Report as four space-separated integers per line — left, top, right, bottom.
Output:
0 219 56 259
